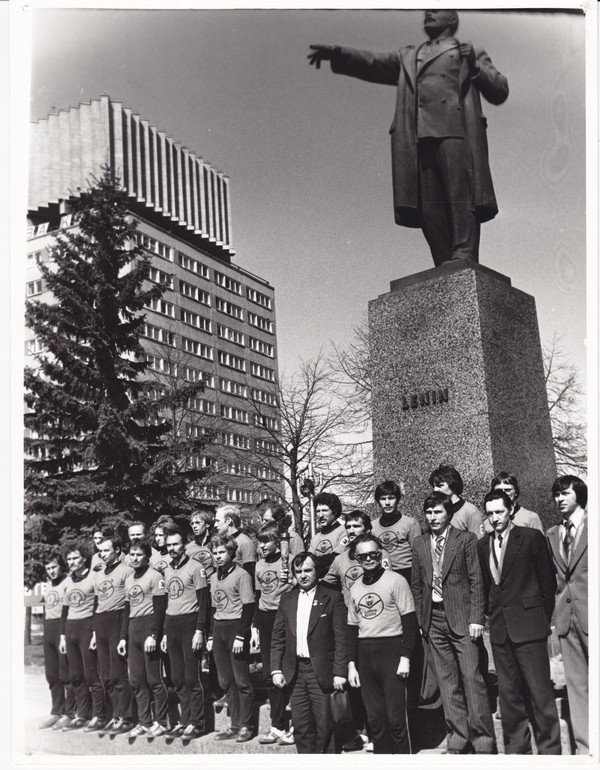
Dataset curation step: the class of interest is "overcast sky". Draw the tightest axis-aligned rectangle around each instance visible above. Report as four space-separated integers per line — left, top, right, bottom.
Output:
26 5 587 381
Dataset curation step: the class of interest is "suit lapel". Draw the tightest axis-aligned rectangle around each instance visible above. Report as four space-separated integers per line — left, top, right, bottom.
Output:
289 589 300 638
548 527 567 573
499 526 523 580
420 536 433 586
441 527 459 580
307 585 329 636
569 515 588 570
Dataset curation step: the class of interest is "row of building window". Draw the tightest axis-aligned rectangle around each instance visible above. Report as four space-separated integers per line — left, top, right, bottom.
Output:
220 377 247 398
182 336 214 361
217 324 245 347
142 348 275 389
136 232 273 311
187 483 261 505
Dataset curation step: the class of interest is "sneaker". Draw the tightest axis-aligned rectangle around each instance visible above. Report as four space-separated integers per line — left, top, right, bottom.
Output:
128 724 150 738
181 724 204 740
278 730 295 745
215 727 239 741
259 727 286 745
38 715 61 730
53 715 73 731
110 719 134 735
148 722 168 738
236 727 253 743
62 717 89 732
366 742 374 752
83 717 107 733
97 718 116 736
165 722 184 739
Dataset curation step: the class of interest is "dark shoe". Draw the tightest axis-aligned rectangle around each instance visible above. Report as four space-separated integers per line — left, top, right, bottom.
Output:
215 727 239 740
181 724 204 740
97 718 116 737
165 722 184 739
213 694 228 713
83 717 107 733
110 719 134 735
342 735 366 752
62 717 89 732
236 727 253 743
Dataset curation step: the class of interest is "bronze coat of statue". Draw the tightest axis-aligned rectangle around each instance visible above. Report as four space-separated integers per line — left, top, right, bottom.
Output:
309 10 509 267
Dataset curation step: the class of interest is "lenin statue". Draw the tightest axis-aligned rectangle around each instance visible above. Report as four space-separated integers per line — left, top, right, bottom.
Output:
308 10 509 267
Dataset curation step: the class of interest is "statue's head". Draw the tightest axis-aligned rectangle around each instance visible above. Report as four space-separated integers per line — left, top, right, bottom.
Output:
423 9 459 38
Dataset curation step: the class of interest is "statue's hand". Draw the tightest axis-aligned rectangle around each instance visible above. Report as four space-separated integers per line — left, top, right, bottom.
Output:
459 41 477 73
308 44 334 69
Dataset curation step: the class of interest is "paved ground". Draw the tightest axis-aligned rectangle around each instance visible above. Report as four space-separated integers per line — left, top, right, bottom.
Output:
19 661 572 759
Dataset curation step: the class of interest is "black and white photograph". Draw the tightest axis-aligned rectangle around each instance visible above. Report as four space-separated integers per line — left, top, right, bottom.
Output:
10 0 597 763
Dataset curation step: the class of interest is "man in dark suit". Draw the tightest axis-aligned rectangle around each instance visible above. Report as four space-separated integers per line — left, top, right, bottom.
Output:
546 475 588 754
479 490 561 755
412 493 494 753
308 9 509 266
271 551 348 753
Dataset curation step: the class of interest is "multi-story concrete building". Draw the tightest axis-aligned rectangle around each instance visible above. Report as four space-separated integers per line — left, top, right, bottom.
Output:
26 95 281 509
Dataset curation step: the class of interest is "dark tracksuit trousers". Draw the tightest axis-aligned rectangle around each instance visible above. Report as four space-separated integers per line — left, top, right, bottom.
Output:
43 617 76 717
65 617 105 720
165 612 205 728
128 615 169 727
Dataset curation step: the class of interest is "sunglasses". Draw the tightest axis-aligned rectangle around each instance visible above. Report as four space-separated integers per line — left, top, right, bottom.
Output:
355 550 382 564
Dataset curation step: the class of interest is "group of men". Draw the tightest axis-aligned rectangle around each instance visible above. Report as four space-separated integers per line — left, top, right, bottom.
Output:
38 467 588 755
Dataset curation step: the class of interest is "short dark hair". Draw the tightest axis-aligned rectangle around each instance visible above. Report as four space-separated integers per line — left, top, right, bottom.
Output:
99 528 124 552
164 524 187 545
127 537 153 559
374 480 403 502
263 503 292 530
423 492 453 518
210 535 238 557
484 489 513 512
490 471 520 499
429 463 463 496
344 510 372 532
291 551 318 575
349 533 383 561
313 492 342 517
257 521 280 544
44 551 67 571
552 475 587 509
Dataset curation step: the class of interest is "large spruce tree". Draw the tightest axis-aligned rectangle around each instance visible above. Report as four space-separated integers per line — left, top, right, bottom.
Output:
25 168 208 585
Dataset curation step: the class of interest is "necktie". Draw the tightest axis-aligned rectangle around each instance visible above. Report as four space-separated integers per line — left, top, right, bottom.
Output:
497 534 503 549
435 535 444 558
564 520 574 562
432 536 444 601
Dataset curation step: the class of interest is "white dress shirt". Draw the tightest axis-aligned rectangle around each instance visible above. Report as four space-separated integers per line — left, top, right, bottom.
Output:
296 586 317 658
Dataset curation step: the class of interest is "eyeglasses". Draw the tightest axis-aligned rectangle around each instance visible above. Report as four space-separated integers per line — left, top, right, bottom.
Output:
355 550 382 564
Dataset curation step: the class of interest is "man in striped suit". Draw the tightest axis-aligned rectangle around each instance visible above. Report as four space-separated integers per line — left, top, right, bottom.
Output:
411 492 495 754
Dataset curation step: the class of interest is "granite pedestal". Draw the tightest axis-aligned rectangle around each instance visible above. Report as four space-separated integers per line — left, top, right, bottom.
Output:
368 260 557 526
